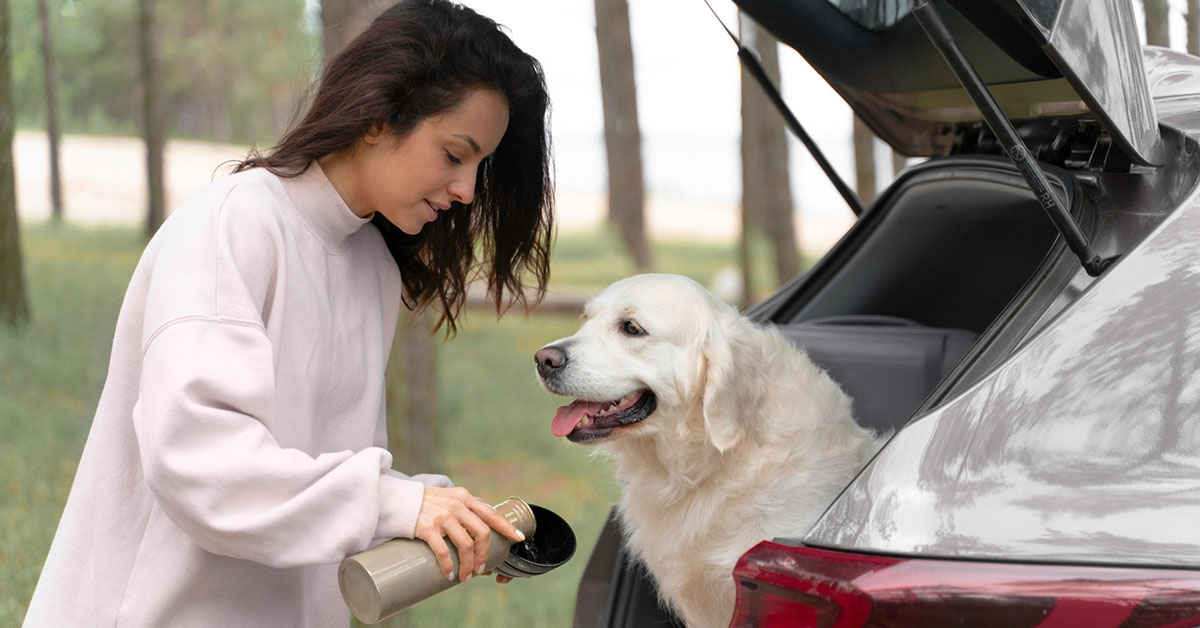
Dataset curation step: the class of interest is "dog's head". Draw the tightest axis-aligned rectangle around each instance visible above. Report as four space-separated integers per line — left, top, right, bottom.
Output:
535 273 759 452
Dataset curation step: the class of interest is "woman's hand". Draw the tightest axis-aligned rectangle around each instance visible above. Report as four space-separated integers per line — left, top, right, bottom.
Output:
413 486 525 583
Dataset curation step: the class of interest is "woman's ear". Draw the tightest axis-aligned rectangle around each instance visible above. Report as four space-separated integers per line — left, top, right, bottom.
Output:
701 315 761 453
363 123 388 145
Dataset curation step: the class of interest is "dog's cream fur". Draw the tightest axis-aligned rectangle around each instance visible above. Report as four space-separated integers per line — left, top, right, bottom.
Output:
537 274 883 628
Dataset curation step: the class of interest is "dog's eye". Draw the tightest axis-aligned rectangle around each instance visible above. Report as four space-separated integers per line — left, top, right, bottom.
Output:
620 320 646 336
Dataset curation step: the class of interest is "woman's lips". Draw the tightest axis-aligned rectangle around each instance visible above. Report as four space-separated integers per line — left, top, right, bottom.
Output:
424 200 438 221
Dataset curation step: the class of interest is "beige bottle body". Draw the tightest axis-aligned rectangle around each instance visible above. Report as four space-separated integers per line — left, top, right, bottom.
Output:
339 497 537 624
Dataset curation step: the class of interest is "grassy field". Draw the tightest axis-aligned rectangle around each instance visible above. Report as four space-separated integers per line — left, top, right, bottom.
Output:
0 222 778 627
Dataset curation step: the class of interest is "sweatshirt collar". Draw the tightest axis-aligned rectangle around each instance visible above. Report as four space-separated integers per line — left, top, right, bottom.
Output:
280 161 371 253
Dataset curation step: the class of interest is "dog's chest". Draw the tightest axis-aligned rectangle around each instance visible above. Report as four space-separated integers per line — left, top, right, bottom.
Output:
618 488 750 627
619 481 756 564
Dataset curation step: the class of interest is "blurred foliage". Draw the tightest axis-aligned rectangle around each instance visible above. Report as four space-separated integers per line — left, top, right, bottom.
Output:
9 0 319 144
549 224 788 299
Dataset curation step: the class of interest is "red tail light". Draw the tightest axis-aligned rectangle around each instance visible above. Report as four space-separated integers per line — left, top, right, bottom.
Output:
729 542 1200 628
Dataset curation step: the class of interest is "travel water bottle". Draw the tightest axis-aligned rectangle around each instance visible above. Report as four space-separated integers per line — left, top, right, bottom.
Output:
338 497 537 624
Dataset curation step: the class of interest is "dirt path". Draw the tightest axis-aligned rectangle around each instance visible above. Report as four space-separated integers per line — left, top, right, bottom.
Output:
13 131 851 251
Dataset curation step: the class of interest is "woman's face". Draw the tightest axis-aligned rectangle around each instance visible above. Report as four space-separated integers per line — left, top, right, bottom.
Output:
350 88 510 234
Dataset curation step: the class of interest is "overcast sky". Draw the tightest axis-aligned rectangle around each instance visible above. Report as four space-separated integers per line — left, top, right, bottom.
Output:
451 0 865 216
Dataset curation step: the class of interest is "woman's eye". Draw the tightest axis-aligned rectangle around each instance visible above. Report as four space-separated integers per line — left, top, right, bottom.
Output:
445 151 463 165
620 320 645 336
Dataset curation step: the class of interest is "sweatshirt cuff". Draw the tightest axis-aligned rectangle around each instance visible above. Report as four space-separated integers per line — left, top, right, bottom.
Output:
376 474 426 540
388 469 454 488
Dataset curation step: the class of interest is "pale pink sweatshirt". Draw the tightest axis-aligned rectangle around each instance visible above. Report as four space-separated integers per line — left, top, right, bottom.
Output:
22 163 450 628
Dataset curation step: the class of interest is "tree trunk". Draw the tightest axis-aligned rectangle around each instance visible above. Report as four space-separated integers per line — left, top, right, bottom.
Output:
36 0 62 221
892 149 907 180
0 0 29 327
380 311 439 628
852 115 876 206
1145 0 1170 47
1188 0 1199 55
320 0 390 65
138 0 165 236
202 0 230 143
270 82 294 142
739 15 798 306
595 0 650 269
386 310 440 477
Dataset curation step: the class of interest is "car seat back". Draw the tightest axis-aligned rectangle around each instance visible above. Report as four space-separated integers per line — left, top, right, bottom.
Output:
777 316 977 433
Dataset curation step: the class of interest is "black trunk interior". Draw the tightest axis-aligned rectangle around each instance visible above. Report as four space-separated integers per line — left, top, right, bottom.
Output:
770 156 1072 433
777 156 1069 334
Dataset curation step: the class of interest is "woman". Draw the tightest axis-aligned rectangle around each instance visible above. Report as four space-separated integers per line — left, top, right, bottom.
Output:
22 1 553 626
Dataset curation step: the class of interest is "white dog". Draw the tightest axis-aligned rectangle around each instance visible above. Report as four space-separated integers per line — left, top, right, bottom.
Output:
535 274 883 628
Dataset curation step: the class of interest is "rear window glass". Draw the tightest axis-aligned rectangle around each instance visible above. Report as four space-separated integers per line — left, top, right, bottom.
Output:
825 0 915 30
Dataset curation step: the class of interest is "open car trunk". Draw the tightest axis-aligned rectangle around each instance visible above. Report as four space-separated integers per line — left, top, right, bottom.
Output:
574 155 1081 627
767 154 1081 431
732 0 1161 167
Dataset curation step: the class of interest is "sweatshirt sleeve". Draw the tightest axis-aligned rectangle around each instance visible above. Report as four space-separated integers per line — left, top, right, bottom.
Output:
134 316 427 568
389 469 455 488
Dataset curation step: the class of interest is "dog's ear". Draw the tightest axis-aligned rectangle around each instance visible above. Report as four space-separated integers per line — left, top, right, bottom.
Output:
701 314 761 453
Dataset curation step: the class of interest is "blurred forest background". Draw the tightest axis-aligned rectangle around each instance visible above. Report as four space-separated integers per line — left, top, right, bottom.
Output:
9 0 312 143
2 0 1198 626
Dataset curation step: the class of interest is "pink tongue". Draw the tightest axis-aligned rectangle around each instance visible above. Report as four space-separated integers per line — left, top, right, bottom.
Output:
551 400 606 437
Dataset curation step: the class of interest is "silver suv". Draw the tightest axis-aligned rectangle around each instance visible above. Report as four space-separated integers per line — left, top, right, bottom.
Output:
574 0 1200 625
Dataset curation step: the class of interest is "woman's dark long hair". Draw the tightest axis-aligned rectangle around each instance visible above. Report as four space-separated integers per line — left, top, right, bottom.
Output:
236 0 553 336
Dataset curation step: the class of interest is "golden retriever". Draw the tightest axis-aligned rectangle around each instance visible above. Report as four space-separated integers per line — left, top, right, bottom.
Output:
535 274 883 628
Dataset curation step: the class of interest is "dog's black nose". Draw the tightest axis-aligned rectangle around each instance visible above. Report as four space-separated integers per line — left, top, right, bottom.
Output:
535 346 567 378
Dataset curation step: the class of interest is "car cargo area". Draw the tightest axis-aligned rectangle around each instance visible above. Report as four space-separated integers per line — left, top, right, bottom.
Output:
772 156 1073 434
779 156 1069 334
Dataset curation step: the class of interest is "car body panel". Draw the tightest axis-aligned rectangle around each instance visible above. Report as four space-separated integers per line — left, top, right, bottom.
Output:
805 149 1200 565
1031 0 1162 165
1146 46 1200 109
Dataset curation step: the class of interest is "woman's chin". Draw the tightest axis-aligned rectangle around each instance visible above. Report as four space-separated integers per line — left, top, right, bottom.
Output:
390 217 426 235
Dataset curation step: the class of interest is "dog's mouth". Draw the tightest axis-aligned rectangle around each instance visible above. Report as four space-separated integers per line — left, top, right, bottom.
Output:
550 389 657 443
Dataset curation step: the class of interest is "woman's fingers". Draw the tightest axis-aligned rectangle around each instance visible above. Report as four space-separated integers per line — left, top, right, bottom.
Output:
419 528 456 581
462 511 493 576
412 486 529 582
470 499 525 543
442 518 476 582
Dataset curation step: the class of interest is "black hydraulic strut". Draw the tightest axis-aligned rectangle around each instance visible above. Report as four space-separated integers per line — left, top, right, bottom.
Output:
913 0 1116 277
703 0 866 216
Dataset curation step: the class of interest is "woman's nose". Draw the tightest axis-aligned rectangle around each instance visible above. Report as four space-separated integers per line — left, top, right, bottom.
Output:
449 171 477 205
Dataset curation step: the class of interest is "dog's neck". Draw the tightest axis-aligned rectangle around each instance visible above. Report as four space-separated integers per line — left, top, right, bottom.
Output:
605 406 744 502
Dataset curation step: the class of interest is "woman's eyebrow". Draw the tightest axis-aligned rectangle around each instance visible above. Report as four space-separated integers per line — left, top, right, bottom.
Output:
452 133 480 153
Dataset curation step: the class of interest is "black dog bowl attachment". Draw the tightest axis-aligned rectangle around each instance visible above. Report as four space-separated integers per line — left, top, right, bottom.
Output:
495 504 576 578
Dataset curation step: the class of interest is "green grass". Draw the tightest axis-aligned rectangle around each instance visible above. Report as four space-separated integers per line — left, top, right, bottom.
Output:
0 222 775 627
0 224 145 621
